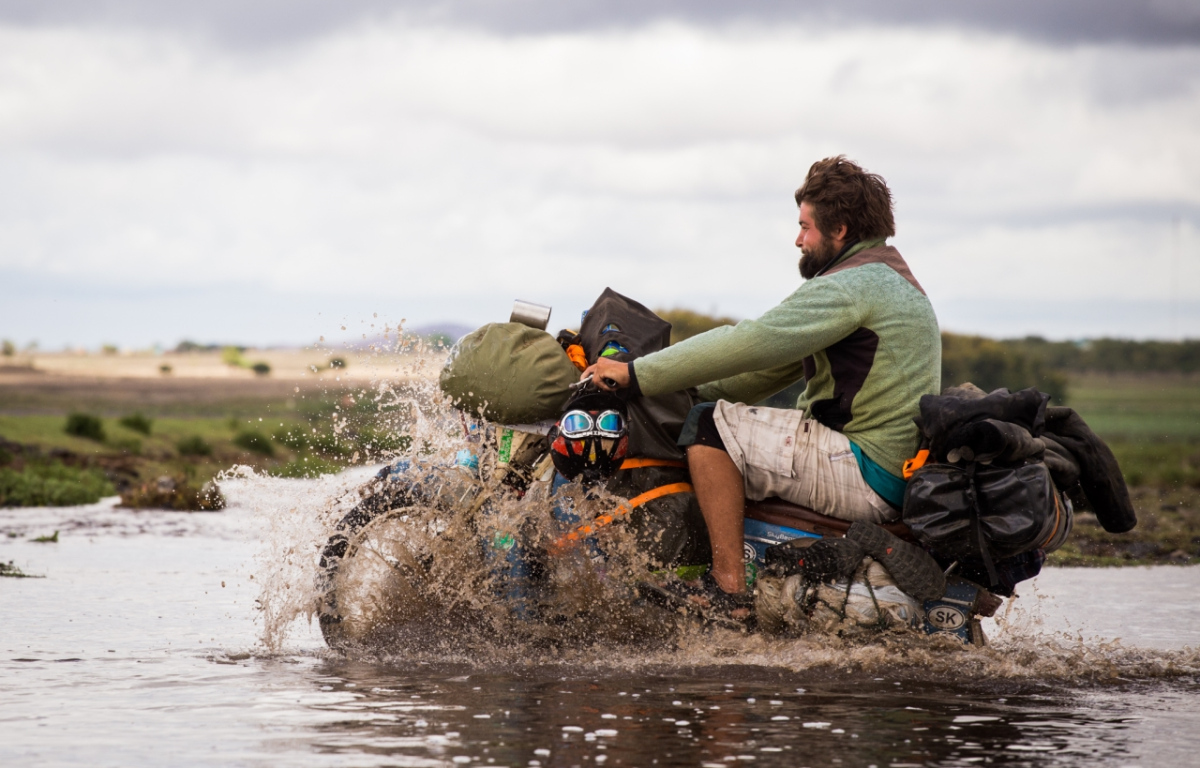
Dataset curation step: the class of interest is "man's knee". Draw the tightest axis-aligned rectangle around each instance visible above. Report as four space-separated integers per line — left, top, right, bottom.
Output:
687 443 737 473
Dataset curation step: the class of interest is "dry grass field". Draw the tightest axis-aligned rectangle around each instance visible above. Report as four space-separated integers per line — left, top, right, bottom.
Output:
0 348 439 507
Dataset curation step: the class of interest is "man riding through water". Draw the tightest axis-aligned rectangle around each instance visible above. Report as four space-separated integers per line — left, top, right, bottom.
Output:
582 156 942 619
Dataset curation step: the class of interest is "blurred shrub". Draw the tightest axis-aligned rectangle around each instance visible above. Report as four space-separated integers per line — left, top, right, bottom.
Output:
120 476 225 511
64 413 106 442
232 430 275 456
159 364 172 375
269 457 344 479
329 357 347 369
251 361 271 376
655 308 739 345
119 413 153 435
272 427 351 457
221 346 245 367
354 429 412 455
0 462 115 507
308 431 351 457
176 435 213 457
272 427 310 452
111 437 142 455
1106 439 1200 490
941 333 1069 404
1 339 14 356
101 344 118 355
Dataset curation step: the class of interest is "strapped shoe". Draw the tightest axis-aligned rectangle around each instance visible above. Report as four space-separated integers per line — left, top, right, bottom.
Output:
845 521 947 601
764 536 865 583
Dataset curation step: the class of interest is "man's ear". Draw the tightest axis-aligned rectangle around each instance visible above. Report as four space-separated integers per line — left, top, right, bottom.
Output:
835 224 849 242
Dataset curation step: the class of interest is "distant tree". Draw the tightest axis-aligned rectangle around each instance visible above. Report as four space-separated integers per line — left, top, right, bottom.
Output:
174 340 217 353
971 336 1200 377
1081 339 1200 374
221 346 245 367
941 333 1069 404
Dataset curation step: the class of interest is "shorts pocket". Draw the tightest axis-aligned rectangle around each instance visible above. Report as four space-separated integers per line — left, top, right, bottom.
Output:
738 406 806 479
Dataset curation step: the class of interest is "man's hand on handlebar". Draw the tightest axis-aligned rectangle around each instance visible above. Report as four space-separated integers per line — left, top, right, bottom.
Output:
581 358 629 392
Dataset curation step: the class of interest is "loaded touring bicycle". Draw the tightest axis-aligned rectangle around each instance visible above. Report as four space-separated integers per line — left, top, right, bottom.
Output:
316 292 1136 650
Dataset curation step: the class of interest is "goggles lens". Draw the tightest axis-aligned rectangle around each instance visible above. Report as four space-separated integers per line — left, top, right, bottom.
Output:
595 410 624 435
559 409 625 438
560 411 594 437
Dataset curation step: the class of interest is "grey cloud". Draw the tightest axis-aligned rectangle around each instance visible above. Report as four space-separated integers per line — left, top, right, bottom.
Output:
0 0 1198 47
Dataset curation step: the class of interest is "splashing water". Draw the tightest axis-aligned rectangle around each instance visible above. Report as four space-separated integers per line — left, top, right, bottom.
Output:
7 329 1200 767
239 338 1200 685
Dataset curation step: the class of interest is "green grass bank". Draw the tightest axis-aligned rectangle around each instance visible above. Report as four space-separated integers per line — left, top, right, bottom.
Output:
1 351 1196 567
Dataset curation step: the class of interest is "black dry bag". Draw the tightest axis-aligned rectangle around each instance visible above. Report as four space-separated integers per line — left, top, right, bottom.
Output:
902 461 1071 585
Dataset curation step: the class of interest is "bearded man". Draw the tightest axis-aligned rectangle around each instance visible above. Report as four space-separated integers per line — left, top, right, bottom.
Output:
582 156 941 609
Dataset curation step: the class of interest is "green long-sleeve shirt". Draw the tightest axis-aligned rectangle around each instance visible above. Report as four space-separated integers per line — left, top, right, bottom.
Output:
633 239 941 475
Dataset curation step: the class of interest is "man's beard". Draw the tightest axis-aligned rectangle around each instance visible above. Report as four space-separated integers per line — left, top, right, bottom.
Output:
798 237 841 279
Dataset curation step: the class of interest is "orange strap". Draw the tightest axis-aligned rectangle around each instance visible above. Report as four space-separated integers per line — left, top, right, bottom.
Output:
902 449 930 480
1040 487 1065 550
565 344 588 372
619 458 687 470
552 482 693 550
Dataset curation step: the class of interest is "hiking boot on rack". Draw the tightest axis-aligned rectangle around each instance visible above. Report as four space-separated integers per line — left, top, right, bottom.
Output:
764 536 865 583
845 521 946 601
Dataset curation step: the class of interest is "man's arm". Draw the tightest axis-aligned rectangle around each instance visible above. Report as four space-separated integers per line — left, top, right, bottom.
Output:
630 279 863 397
695 357 809 405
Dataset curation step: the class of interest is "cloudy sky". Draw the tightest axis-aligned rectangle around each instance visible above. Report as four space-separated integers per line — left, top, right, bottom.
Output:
1 1 1198 349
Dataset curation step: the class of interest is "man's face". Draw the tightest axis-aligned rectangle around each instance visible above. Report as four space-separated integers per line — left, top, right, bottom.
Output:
795 202 841 279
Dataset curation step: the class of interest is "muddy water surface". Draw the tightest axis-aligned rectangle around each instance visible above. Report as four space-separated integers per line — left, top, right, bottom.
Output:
3 479 1199 768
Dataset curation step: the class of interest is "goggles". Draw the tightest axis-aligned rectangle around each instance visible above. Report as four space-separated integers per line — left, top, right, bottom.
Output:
559 409 625 438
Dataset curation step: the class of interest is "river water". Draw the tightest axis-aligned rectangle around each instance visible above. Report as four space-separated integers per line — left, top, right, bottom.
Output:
3 474 1199 768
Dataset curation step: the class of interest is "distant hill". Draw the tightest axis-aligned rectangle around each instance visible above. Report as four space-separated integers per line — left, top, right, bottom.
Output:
409 323 474 345
341 322 475 352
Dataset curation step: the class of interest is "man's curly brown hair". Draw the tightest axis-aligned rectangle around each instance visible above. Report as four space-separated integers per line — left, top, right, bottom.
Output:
794 156 895 242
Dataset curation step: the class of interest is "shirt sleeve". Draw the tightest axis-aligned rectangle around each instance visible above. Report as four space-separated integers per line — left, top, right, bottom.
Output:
695 357 809 405
633 278 864 398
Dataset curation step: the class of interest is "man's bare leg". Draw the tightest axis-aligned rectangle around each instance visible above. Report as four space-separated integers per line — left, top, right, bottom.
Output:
687 444 747 594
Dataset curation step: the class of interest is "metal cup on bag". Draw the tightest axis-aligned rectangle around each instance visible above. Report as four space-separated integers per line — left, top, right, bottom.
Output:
510 300 552 331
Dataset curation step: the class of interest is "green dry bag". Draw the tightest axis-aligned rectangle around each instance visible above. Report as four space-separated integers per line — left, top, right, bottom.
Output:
438 322 579 424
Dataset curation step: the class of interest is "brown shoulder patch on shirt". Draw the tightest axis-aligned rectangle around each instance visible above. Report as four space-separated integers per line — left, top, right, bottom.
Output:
823 245 926 296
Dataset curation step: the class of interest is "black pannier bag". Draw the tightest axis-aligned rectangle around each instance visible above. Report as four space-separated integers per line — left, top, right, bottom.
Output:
903 461 1071 579
901 386 1088 589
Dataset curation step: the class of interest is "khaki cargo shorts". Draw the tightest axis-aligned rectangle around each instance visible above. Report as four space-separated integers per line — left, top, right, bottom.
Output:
711 401 898 523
